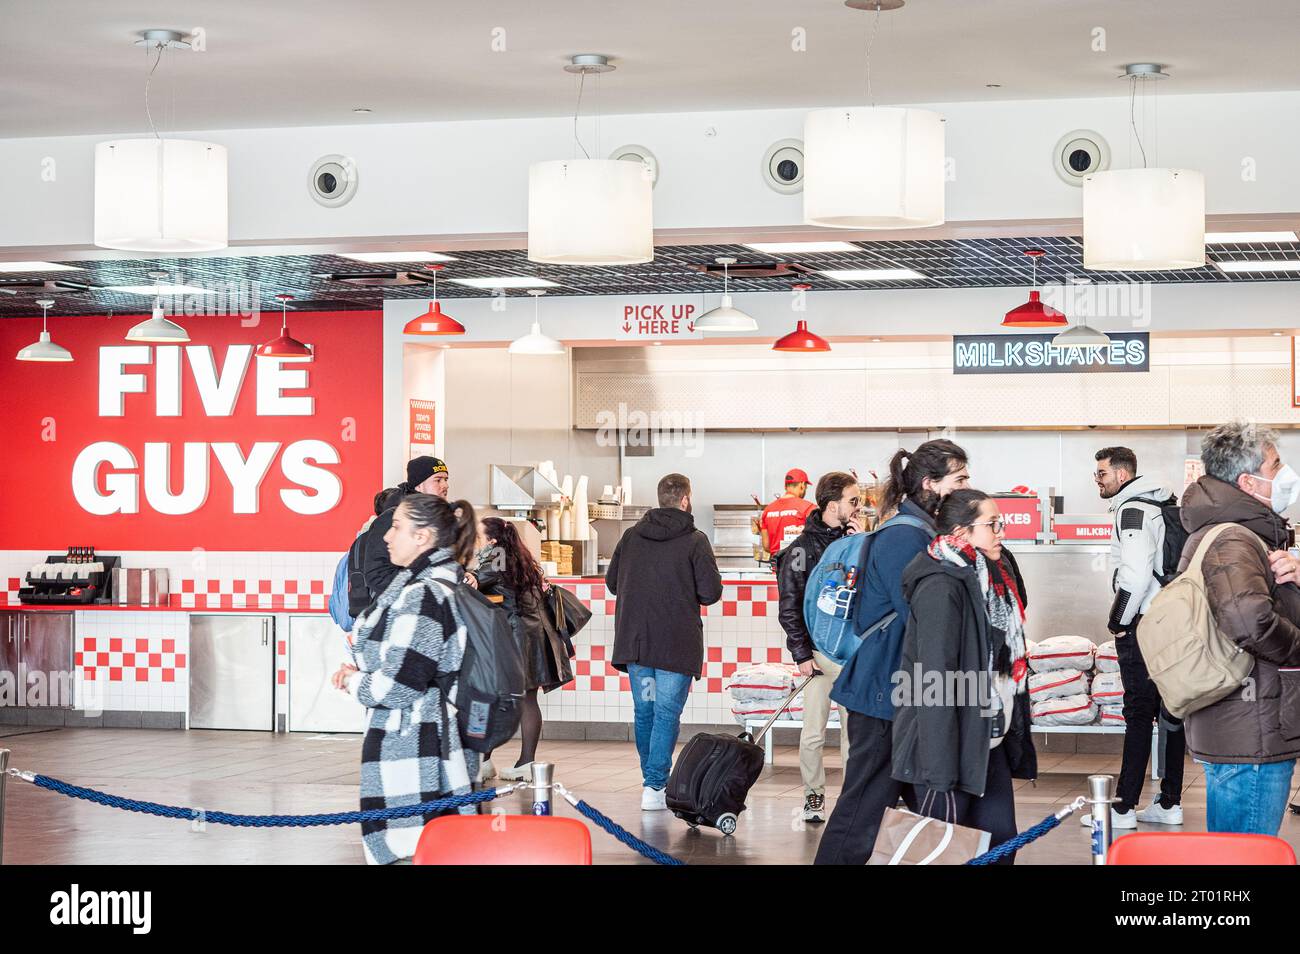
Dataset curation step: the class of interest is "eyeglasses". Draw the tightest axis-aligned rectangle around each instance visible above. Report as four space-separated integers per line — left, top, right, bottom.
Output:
1093 470 1110 480
970 519 1006 534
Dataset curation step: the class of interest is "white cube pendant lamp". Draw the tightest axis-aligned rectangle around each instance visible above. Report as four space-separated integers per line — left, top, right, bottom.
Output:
1083 65 1205 271
527 55 654 265
803 107 945 229
17 299 73 362
1083 167 1205 270
94 31 229 253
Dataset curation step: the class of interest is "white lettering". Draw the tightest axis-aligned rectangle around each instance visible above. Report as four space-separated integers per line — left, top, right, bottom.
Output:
71 442 139 515
256 357 313 416
142 442 210 515
187 344 252 416
211 442 280 513
155 346 182 415
279 440 341 514
98 346 152 416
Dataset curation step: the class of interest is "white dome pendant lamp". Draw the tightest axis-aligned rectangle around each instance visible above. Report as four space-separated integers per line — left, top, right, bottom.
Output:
695 258 757 332
95 31 228 253
17 298 73 363
803 2 945 230
1083 65 1204 271
528 55 653 265
509 290 566 355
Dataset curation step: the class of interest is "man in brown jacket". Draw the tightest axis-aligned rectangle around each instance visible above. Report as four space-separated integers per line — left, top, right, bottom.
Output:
1179 421 1300 835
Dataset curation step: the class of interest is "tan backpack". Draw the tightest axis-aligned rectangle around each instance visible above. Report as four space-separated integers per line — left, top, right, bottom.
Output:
1136 523 1258 719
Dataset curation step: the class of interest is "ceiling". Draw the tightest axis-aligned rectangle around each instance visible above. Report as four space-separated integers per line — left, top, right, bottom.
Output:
4 0 1300 137
2 235 1297 318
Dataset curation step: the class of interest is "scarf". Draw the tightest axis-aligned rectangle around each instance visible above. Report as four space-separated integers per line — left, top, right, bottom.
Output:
926 535 1027 684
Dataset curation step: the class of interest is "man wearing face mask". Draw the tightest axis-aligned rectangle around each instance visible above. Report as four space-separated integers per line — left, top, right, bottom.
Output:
1080 447 1186 830
1177 421 1300 835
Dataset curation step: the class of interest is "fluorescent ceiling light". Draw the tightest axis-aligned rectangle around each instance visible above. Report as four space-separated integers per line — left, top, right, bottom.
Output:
340 251 457 263
1215 260 1300 273
818 268 927 281
744 241 859 254
1205 231 1298 244
0 262 82 272
107 283 218 295
449 276 559 289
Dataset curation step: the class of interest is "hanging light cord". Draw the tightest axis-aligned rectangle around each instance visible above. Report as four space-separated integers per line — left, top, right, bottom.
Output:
1129 75 1149 169
144 40 166 140
865 1 883 106
280 299 290 334
573 70 591 159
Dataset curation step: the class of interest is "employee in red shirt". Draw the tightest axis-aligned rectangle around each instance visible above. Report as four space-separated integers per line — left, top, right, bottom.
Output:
760 469 817 560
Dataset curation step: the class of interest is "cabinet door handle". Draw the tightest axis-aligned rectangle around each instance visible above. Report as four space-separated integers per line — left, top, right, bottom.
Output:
262 619 269 647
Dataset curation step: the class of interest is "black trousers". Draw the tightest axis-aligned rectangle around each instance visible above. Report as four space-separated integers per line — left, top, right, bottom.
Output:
814 711 918 865
914 743 1019 865
1115 625 1184 812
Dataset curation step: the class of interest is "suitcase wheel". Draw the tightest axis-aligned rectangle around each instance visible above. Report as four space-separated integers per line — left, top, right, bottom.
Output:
716 813 738 836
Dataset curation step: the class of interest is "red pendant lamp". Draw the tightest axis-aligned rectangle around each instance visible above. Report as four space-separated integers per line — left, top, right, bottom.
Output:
257 294 313 360
1002 249 1067 328
402 265 465 335
773 284 831 352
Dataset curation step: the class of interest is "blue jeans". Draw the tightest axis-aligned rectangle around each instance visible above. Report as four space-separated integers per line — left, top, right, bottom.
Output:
626 664 693 790
1202 760 1296 835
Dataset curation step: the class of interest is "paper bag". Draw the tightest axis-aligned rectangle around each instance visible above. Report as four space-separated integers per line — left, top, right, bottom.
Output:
867 807 991 865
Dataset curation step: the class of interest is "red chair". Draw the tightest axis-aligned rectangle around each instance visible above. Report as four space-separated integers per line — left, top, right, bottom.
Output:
1108 832 1296 865
412 815 593 865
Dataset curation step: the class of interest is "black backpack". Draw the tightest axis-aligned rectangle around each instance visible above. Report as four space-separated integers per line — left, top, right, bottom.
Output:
1134 495 1188 586
435 580 524 754
346 531 372 618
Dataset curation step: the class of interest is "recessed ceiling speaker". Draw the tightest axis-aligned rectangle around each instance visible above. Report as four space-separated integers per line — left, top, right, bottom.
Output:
1053 130 1110 187
762 138 804 194
608 143 659 188
309 154 359 207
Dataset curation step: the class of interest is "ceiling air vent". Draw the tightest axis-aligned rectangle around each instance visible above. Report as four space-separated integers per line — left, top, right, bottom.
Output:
0 279 94 296
320 270 443 287
687 261 814 280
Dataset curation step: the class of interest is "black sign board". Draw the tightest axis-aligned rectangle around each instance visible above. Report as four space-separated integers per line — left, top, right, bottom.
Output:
953 332 1150 375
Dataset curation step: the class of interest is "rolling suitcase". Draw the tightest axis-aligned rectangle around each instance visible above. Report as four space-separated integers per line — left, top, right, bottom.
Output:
665 674 814 835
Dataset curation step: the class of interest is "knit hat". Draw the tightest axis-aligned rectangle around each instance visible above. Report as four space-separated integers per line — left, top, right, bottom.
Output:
405 456 448 490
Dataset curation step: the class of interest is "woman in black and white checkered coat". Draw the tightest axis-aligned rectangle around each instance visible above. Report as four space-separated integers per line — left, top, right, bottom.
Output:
332 493 481 865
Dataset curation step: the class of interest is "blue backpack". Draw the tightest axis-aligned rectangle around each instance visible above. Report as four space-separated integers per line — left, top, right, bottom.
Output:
328 553 353 630
802 514 930 665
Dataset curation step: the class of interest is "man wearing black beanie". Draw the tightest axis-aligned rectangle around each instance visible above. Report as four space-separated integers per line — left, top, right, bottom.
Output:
362 456 450 600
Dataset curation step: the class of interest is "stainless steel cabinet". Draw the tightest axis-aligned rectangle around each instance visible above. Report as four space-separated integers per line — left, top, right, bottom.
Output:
189 615 275 731
287 616 366 733
0 611 72 708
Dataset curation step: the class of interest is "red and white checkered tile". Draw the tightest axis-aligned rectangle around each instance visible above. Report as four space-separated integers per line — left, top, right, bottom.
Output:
73 611 189 713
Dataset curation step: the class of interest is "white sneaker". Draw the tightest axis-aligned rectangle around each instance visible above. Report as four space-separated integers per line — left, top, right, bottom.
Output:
1136 801 1184 825
1079 808 1138 830
475 759 497 784
641 786 668 811
498 762 533 782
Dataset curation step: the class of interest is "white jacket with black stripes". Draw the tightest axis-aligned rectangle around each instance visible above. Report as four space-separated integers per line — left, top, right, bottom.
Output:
1107 474 1175 632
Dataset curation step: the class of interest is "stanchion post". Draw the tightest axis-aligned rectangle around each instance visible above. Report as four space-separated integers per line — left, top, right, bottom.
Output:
1087 774 1115 865
0 748 9 866
530 762 554 816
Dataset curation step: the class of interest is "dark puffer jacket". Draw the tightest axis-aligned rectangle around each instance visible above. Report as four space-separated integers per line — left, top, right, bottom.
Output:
776 509 848 665
1176 476 1300 764
606 507 723 677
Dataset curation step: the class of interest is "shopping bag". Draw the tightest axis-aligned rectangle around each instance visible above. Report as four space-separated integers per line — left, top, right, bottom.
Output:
867 801 991 865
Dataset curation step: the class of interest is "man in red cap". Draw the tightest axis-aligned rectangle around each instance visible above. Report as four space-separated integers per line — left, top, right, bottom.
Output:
759 468 816 561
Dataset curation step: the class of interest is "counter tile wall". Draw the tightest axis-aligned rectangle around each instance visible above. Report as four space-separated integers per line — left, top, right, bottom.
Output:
73 611 189 714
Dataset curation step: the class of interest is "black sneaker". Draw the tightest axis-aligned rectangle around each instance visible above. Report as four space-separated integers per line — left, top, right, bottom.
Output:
803 793 826 823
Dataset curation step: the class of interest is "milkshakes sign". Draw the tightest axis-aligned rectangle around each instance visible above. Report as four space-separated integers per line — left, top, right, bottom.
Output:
0 311 383 551
953 332 1150 375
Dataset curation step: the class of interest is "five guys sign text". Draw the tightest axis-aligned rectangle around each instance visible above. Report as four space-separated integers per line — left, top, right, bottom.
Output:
0 311 383 551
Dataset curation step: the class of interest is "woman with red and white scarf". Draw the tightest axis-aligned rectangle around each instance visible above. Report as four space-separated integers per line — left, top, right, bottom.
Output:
890 489 1038 863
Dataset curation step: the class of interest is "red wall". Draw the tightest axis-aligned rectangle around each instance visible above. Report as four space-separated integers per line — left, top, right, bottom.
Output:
0 310 383 551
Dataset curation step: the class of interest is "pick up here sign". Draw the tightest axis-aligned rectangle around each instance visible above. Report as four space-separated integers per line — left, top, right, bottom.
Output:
953 332 1150 375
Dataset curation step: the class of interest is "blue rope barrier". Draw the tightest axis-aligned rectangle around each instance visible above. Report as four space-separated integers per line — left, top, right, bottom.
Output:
29 773 502 827
572 799 686 866
966 810 1065 865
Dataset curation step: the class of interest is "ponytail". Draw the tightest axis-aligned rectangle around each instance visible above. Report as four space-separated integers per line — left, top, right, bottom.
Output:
399 493 478 567
449 499 478 567
879 449 911 517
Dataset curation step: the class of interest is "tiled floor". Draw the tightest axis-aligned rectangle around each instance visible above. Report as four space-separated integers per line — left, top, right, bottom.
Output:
4 726 1300 864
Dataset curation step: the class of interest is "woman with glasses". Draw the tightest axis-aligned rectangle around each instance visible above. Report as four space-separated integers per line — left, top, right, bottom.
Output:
889 489 1037 863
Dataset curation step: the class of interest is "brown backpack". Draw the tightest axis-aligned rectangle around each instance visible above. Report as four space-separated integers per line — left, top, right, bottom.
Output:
1136 523 1258 719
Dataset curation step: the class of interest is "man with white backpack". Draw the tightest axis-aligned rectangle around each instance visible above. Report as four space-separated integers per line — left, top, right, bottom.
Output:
1079 447 1186 830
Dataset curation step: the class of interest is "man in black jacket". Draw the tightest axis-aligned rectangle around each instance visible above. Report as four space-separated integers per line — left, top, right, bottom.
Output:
362 456 449 602
777 471 863 823
607 473 723 811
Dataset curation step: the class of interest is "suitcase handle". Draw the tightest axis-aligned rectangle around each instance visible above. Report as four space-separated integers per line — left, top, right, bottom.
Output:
740 673 818 746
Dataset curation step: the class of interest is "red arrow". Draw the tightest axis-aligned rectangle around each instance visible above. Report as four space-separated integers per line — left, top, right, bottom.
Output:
622 321 632 333
687 321 695 332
